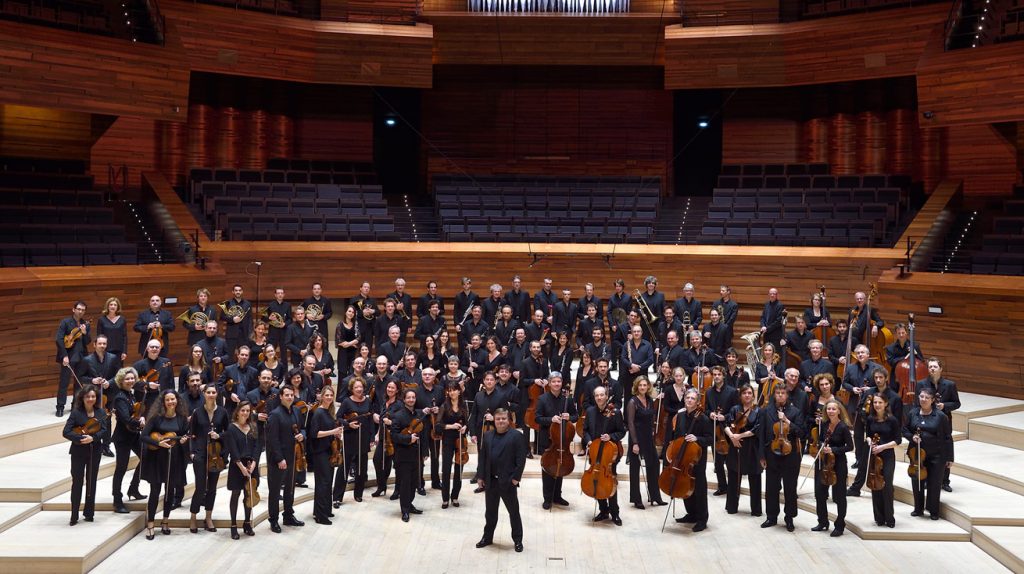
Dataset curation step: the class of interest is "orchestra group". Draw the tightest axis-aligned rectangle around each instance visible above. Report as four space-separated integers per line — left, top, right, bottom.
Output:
56 275 959 548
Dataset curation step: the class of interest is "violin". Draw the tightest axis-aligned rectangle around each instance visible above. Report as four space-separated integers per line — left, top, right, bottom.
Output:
141 369 161 389
713 407 729 456
147 431 185 451
430 400 442 442
730 407 750 437
207 432 226 473
771 408 792 456
808 424 821 458
223 378 237 395
865 433 886 491
456 428 470 466
253 400 267 415
581 402 621 500
907 430 928 481
63 320 89 349
524 381 544 430
130 401 146 429
818 426 837 486
329 420 344 468
243 469 261 509
658 407 704 500
292 423 307 472
895 313 926 406
73 417 101 436
541 394 575 478
653 379 670 448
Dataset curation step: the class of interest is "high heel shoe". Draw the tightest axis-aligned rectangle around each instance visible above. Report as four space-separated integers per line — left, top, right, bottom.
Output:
230 526 239 540
204 516 217 533
243 521 255 536
371 488 385 498
161 521 171 535
452 500 459 508
145 524 155 541
127 487 145 501
189 515 198 534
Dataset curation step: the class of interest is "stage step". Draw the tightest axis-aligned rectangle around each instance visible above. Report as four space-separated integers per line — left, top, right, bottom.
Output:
0 510 144 574
0 443 136 503
0 399 67 458
974 526 1024 574
0 502 40 535
953 393 1024 433
891 462 1024 530
969 412 1024 451
949 440 1024 496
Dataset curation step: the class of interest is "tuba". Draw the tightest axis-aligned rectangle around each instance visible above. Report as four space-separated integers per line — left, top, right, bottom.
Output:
306 303 324 322
741 331 762 374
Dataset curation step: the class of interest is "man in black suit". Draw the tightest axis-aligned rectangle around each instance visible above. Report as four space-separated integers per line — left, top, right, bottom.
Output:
266 385 306 533
476 408 527 553
55 302 90 416
81 334 119 456
133 295 173 357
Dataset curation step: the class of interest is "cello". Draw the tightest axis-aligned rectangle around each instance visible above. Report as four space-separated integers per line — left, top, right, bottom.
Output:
524 381 544 431
658 407 704 501
895 313 926 405
541 394 575 479
581 402 621 501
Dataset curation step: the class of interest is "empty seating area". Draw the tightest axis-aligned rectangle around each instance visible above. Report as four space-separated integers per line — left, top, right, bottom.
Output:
189 162 396 241
196 0 301 17
0 0 163 43
700 163 913 247
970 199 1024 276
434 175 660 243
802 0 945 18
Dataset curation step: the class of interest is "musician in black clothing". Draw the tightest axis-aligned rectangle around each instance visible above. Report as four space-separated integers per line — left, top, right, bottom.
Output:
438 383 470 508
378 326 407 373
885 323 924 380
62 384 108 526
865 393 901 528
415 300 447 348
621 324 655 390
639 275 665 325
579 358 624 411
577 282 603 324
656 307 684 352
782 368 811 430
657 330 685 372
503 275 532 324
536 373 577 509
782 315 814 365
453 277 480 329
181 289 216 347
415 368 445 493
475 408 527 552
391 388 425 522
133 340 173 407
221 285 252 360
811 399 853 537
195 320 228 375
711 285 739 347
759 288 787 349
495 365 520 419
388 277 414 325
55 301 90 417
842 346 885 497
302 282 332 342
246 369 279 441
583 326 611 364
759 385 805 532
481 283 504 329
800 340 835 388
722 348 751 389
219 346 259 413
264 287 291 350
265 385 306 532
519 341 549 450
584 385 625 525
552 289 578 340
916 357 961 491
682 330 719 380
471 372 509 485
827 319 858 366
577 305 602 349
375 298 408 345
97 297 128 366
493 305 519 351
670 388 713 532
672 282 703 336
133 295 174 358
417 281 445 318
702 308 730 359
625 377 666 509
139 390 190 539
849 291 884 348
459 305 490 353
336 381 374 506
187 383 228 533
706 366 739 496
606 279 631 371
224 402 261 539
350 282 377 349
111 368 145 512
81 335 119 456
724 384 761 516
534 277 557 322
904 387 953 520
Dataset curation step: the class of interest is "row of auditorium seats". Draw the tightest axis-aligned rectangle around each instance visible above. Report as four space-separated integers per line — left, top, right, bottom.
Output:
0 243 137 267
0 206 115 225
720 163 829 176
701 220 880 247
195 182 381 203
439 207 656 220
708 202 898 223
971 198 1024 275
717 173 910 190
0 188 105 207
0 172 93 190
1 224 126 244
711 187 907 207
442 219 652 242
221 214 397 242
210 197 388 229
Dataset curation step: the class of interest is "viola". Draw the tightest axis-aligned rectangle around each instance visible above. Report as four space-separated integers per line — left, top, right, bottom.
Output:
658 407 704 500
541 395 575 478
292 423 307 472
207 433 226 473
223 378 236 394
524 382 544 430
430 400 442 442
456 431 470 466
865 433 886 491
714 407 729 456
73 417 101 436
329 420 344 468
581 404 621 501
147 431 184 451
907 430 928 481
771 409 792 456
808 425 821 458
819 450 837 486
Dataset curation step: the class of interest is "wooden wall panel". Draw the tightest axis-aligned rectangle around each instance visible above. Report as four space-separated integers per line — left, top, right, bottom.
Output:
422 0 673 11
90 116 160 189
944 123 1020 196
722 118 800 164
664 4 947 89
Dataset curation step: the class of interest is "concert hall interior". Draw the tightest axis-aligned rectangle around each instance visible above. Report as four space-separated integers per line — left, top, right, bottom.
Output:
2 0 1024 571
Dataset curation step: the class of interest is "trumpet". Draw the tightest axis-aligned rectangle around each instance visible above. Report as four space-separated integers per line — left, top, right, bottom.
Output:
631 289 658 326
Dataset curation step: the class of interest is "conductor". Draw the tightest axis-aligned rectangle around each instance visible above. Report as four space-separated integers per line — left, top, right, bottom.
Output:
476 408 527 553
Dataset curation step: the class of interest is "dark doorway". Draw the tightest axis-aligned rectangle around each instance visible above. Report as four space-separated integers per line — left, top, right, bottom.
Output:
373 88 421 196
673 89 723 196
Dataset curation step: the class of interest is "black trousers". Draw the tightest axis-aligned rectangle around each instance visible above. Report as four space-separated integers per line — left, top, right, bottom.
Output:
598 491 620 517
628 441 664 504
541 472 564 504
814 460 848 527
112 438 141 498
725 447 762 514
57 360 82 409
420 437 440 488
372 442 394 492
483 481 523 543
334 434 368 501
70 446 101 519
312 451 333 520
189 460 221 514
146 480 173 522
712 446 729 493
765 451 800 521
267 460 296 522
395 455 418 513
681 459 708 523
911 452 945 516
229 489 253 525
870 452 896 524
441 440 464 502
849 418 868 490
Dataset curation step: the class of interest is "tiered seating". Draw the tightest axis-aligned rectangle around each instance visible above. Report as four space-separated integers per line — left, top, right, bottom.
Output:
699 163 913 247
802 0 945 18
970 199 1024 276
0 0 163 44
0 160 135 267
434 175 659 243
189 161 396 241
196 0 301 17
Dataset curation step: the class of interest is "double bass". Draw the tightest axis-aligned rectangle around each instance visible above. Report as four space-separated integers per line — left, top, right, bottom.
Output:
895 313 926 405
658 407 704 500
581 403 621 500
813 285 836 351
863 283 894 367
542 394 576 478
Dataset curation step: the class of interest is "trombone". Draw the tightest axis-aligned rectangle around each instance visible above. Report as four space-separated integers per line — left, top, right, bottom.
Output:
631 289 658 334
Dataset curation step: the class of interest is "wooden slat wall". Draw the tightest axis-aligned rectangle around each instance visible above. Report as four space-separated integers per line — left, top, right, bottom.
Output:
90 116 160 189
664 4 947 89
422 0 674 11
945 123 1020 196
0 105 107 160
723 118 800 164
877 269 1024 399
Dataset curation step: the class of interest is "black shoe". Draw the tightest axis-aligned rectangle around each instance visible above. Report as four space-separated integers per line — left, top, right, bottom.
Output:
785 518 795 532
390 492 400 500
526 452 534 459
811 522 829 532
314 517 332 525
102 446 114 458
243 522 254 536
751 512 763 517
911 510 923 517
942 484 953 492
712 489 726 496
417 488 426 496
442 501 449 509
354 497 362 503
270 521 282 533
692 522 706 532
515 542 524 553
161 522 170 535
452 500 459 508
295 483 308 488
431 482 442 490
127 488 145 501
760 519 777 528
612 515 622 526
145 526 155 540
83 515 94 522
283 516 305 527
372 489 386 498
675 514 696 524
886 520 895 528
474 486 485 494
726 509 738 515
633 502 645 510
851 461 859 469
231 526 239 540
543 501 552 510
930 514 940 521
554 498 570 506
593 512 609 522
333 501 342 509
401 513 410 522
476 538 492 548
652 500 667 506
329 512 335 517
409 507 423 515
114 500 129 514
831 527 844 537
846 488 861 497
69 517 78 526
56 407 64 417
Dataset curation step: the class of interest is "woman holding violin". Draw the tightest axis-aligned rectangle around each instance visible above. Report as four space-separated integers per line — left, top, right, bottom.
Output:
811 398 852 537
866 393 901 528
724 384 761 516
140 389 190 540
626 377 666 509
390 388 425 522
758 385 804 532
307 332 335 388
371 380 401 499
754 343 785 403
224 401 261 539
666 387 712 532
178 345 212 394
111 367 145 513
310 385 342 524
336 378 374 505
439 383 470 508
256 344 287 386
583 385 626 525
188 383 228 534
903 387 953 520
63 384 108 526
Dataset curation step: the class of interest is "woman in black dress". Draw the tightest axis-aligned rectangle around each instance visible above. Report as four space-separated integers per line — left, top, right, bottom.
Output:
803 292 831 332
188 383 228 534
178 345 212 394
904 387 953 520
437 330 456 364
480 336 507 377
140 390 190 539
335 305 360 379
439 383 469 508
866 393 901 528
310 386 342 524
307 333 335 389
574 351 596 402
626 377 666 508
371 380 401 498
336 378 374 504
754 344 785 402
662 367 689 417
549 331 574 384
812 398 852 536
63 384 108 525
440 355 467 392
724 384 761 516
246 321 270 361
418 334 444 373
97 296 127 366
111 367 145 512
256 343 287 386
224 401 261 539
